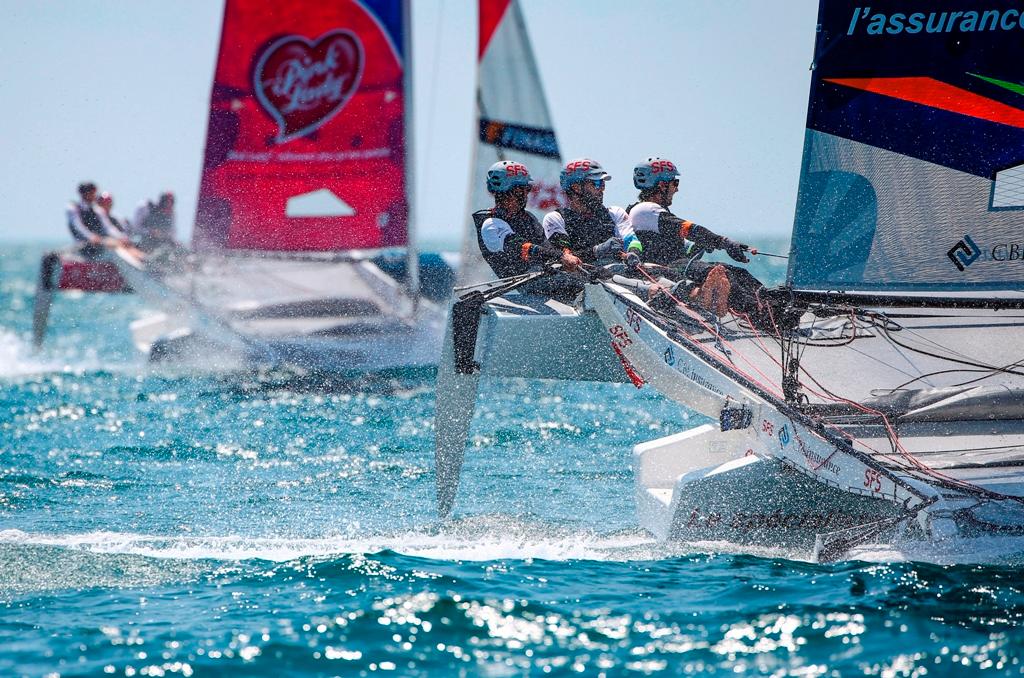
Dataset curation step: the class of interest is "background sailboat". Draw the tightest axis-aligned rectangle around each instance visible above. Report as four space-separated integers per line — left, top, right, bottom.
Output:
110 0 454 373
459 0 565 286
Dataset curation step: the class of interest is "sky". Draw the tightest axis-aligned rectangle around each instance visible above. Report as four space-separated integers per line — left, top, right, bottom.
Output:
0 0 819 247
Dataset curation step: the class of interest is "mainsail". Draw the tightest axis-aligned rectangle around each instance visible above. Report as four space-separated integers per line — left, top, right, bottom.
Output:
459 0 565 285
788 0 1024 291
193 0 410 253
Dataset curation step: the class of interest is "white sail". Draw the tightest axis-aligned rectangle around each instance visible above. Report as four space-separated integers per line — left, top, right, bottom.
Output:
459 0 565 286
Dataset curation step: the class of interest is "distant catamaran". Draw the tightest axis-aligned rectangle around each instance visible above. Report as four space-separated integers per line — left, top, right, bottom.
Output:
37 0 455 373
436 0 1024 562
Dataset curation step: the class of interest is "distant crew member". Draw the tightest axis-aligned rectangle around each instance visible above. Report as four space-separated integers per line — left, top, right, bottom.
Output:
66 181 123 256
542 158 643 265
473 160 581 279
627 157 770 324
96 191 129 239
133 191 178 251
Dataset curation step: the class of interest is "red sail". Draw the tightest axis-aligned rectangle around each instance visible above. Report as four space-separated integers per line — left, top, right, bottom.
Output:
193 0 408 252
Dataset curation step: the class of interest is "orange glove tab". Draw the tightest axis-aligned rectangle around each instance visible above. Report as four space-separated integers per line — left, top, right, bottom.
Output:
679 220 694 240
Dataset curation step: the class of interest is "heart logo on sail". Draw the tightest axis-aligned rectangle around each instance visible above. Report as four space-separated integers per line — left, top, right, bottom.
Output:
253 30 365 143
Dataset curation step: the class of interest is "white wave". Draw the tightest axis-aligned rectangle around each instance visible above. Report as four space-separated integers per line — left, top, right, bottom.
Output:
0 521 666 564
0 329 61 377
0 327 121 377
0 529 351 562
5 520 1021 566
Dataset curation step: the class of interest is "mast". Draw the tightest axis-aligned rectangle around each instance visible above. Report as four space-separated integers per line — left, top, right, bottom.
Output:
402 0 419 305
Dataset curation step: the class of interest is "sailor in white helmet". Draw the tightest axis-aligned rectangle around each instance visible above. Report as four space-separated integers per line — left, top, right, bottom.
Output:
542 159 643 266
627 157 755 265
472 160 581 279
627 157 771 324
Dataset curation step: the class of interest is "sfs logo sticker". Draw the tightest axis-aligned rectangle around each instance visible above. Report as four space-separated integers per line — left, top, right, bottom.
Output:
650 160 676 174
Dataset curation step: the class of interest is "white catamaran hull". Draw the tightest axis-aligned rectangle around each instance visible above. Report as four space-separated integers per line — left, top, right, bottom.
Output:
435 280 1024 561
109 246 446 374
634 429 907 552
593 282 1024 558
434 0 1024 562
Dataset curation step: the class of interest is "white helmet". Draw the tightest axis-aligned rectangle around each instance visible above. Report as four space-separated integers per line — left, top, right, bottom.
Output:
486 160 534 193
633 157 679 189
560 158 611 191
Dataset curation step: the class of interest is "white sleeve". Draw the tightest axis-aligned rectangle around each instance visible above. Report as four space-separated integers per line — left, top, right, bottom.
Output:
541 211 567 240
66 203 90 240
481 217 513 253
627 202 663 233
609 206 635 239
96 210 124 238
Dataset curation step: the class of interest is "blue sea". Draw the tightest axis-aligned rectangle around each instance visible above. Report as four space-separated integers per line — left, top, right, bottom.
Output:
2 241 1023 677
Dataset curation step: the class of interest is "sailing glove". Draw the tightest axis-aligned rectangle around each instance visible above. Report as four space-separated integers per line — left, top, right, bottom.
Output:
723 239 750 263
593 236 624 260
624 251 642 270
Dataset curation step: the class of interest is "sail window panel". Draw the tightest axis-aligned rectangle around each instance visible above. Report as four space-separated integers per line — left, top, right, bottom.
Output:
788 131 1024 290
992 164 1024 210
286 189 356 218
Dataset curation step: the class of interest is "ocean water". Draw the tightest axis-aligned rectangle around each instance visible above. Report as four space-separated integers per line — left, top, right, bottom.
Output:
2 241 1024 677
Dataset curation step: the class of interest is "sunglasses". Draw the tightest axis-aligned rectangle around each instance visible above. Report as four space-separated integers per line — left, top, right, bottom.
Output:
670 178 680 187
589 178 606 189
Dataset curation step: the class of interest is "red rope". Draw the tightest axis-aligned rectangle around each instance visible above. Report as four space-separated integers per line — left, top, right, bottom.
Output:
611 342 645 388
631 266 788 401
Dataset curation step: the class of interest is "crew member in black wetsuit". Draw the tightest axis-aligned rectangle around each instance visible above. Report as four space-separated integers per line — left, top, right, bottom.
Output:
542 158 643 265
626 157 772 325
133 192 178 252
473 160 581 281
65 182 125 257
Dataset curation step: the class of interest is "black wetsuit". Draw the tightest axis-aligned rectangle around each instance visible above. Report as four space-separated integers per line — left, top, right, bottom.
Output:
626 201 767 320
544 206 624 263
68 203 109 257
69 204 106 241
472 207 563 278
137 203 176 251
624 202 682 264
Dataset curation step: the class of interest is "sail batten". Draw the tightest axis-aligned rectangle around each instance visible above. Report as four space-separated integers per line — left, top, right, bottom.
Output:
788 1 1024 292
193 0 409 253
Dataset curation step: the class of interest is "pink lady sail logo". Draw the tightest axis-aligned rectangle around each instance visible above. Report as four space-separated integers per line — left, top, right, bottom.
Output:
253 30 365 143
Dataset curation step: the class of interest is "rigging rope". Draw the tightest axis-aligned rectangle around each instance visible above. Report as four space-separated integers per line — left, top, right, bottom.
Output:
608 265 1024 507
